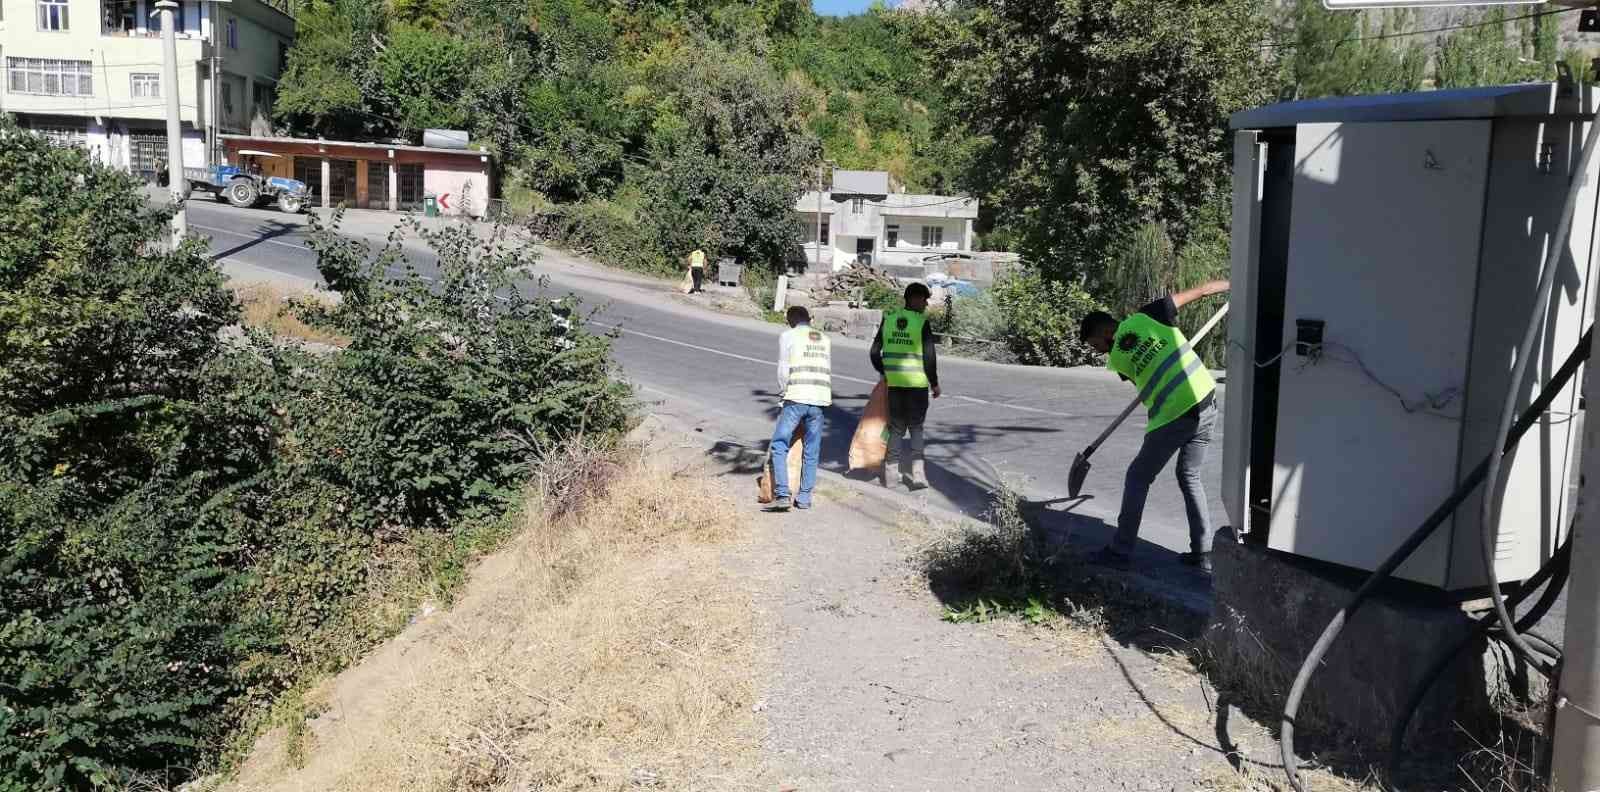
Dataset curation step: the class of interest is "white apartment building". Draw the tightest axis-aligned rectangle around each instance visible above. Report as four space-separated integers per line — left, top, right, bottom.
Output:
0 0 294 180
794 169 979 275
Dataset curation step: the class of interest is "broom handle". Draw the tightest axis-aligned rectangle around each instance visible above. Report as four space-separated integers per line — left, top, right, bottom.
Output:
1083 302 1231 456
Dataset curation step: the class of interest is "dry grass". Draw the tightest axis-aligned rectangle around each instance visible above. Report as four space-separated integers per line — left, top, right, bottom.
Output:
232 283 349 346
223 444 763 792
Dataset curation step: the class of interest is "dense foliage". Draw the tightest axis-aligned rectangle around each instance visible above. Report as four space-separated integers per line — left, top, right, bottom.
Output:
0 122 628 789
271 0 1594 364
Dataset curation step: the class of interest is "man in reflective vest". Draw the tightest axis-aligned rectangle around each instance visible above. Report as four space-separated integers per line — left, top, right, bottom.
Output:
688 249 707 294
870 282 941 490
1078 279 1230 572
768 306 832 511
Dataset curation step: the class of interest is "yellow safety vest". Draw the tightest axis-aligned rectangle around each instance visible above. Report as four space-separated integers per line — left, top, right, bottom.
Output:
690 249 706 269
1106 313 1215 433
879 309 929 389
783 326 832 406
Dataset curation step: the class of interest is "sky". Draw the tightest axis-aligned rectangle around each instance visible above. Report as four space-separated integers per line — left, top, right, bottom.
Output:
813 0 878 16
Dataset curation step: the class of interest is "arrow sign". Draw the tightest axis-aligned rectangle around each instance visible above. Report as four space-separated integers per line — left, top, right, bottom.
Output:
439 193 452 210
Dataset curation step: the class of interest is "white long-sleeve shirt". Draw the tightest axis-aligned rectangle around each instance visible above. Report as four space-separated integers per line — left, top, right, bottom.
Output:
777 323 801 393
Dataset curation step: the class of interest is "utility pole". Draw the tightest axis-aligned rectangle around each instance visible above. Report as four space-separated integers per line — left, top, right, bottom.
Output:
815 162 825 274
156 0 186 245
812 160 838 273
1554 306 1600 788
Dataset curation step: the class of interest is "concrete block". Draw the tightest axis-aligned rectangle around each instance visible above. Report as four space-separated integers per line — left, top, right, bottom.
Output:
1204 534 1495 749
810 306 882 342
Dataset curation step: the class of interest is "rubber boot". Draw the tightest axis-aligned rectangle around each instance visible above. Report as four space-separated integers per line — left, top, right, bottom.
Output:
906 458 929 491
902 425 929 490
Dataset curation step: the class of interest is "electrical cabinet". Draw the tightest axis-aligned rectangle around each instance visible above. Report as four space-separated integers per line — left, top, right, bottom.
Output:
1224 83 1596 591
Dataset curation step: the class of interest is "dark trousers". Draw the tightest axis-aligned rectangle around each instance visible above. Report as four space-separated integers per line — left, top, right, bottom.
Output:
884 386 930 474
690 267 704 293
1112 399 1217 556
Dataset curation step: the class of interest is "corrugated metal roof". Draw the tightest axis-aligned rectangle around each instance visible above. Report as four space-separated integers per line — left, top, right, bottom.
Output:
219 133 489 158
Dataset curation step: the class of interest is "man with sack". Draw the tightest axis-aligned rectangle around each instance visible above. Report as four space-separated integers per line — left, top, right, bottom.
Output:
869 282 941 490
766 306 831 511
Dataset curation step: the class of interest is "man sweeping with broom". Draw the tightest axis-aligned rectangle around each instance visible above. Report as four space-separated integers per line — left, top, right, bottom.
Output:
1077 280 1229 573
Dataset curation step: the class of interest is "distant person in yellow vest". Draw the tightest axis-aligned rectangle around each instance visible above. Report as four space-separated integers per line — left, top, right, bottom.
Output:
870 282 940 490
768 306 832 511
688 249 707 294
1078 279 1230 573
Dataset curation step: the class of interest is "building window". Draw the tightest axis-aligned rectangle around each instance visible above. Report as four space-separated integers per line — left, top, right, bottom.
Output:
7 58 93 96
397 163 426 210
131 73 160 99
851 198 864 214
921 225 943 248
251 82 273 119
227 17 238 49
30 121 86 149
819 217 830 244
37 0 69 31
886 224 899 248
221 81 234 115
104 0 138 34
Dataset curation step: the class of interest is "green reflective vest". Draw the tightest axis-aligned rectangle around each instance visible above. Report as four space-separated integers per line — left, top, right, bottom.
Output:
879 309 929 389
689 249 706 269
783 326 832 406
1106 313 1215 433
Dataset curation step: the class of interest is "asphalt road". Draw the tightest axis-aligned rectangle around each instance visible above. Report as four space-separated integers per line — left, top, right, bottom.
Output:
188 201 1228 577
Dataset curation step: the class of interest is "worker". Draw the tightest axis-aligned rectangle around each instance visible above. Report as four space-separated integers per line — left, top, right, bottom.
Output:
768 306 831 511
870 282 941 490
688 248 707 294
1078 279 1230 572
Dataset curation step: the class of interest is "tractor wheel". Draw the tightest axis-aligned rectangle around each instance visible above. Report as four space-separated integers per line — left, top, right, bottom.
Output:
278 194 304 214
226 179 259 208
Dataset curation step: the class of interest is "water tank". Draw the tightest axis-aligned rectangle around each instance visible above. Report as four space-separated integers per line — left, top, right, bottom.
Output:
422 129 471 150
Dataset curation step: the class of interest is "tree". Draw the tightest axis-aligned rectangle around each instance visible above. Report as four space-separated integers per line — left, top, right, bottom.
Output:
1435 8 1549 89
921 0 1274 282
374 25 473 131
634 40 820 268
1279 0 1426 99
274 0 388 138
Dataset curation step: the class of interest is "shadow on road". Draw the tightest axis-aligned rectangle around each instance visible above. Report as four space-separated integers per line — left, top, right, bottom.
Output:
205 219 304 261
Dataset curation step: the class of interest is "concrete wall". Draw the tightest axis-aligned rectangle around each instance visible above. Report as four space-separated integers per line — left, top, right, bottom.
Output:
421 157 489 218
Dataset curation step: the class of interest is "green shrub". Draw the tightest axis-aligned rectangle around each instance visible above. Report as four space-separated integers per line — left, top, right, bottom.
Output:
939 291 1005 342
991 270 1104 367
1098 222 1175 316
859 279 901 312
0 117 630 790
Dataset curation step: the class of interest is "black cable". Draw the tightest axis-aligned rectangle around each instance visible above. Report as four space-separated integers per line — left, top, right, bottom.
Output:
1387 538 1571 788
1258 5 1583 50
1281 325 1593 792
1479 110 1600 689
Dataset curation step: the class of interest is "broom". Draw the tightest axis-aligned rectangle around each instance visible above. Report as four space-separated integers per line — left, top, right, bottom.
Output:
1067 302 1230 498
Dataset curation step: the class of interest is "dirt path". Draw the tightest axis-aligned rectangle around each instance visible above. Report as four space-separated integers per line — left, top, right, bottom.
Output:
738 478 1296 791
219 413 1369 792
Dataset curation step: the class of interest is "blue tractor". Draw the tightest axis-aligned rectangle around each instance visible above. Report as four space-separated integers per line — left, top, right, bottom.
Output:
179 150 309 214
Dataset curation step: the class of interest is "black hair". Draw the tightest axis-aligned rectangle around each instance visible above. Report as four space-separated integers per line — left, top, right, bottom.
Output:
1079 311 1117 342
904 282 931 301
786 305 811 325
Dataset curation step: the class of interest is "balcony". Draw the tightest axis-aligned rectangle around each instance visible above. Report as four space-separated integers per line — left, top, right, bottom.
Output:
100 0 205 38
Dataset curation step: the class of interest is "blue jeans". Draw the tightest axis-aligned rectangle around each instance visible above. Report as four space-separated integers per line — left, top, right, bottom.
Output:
1113 399 1217 556
770 402 825 505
